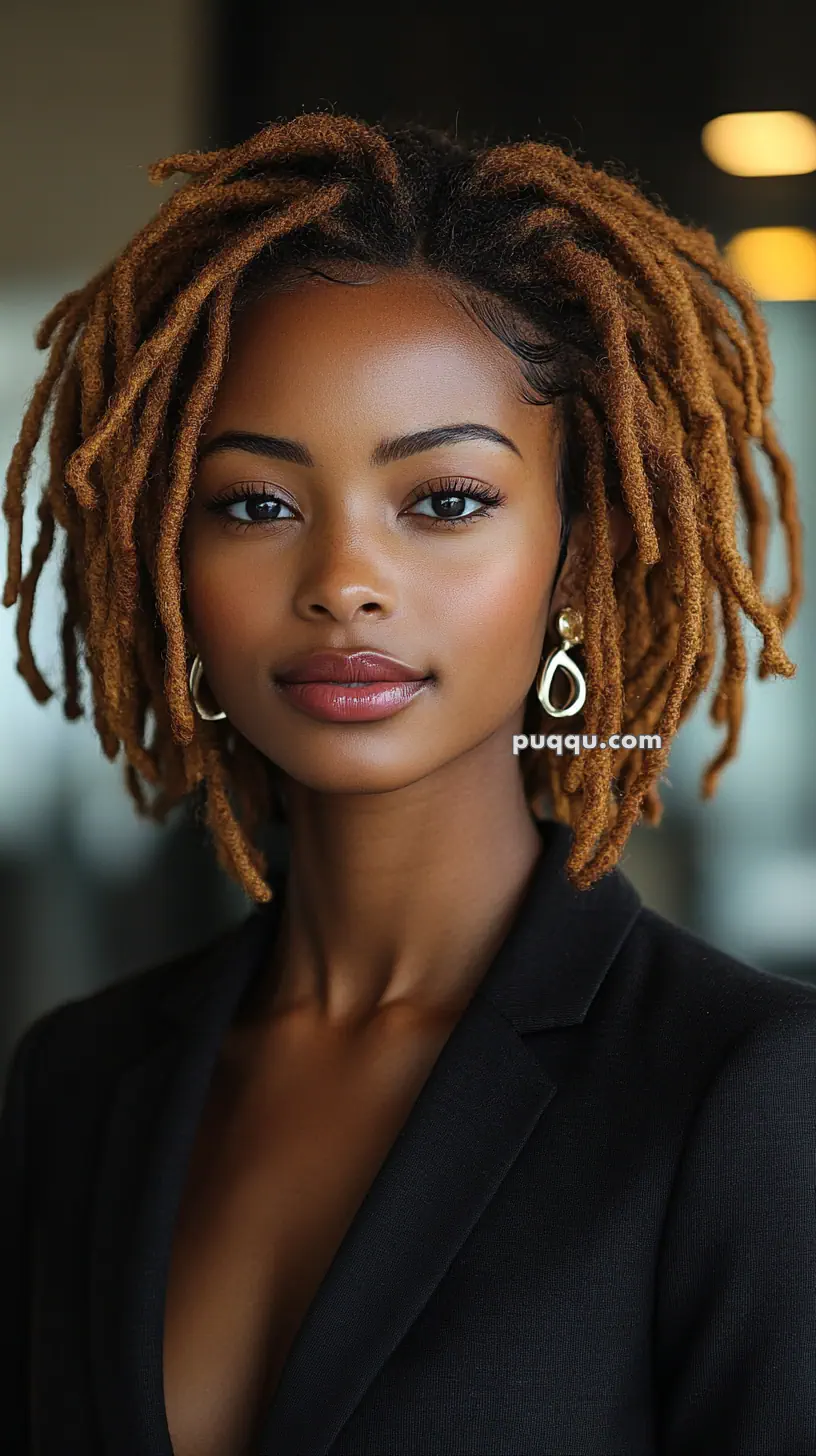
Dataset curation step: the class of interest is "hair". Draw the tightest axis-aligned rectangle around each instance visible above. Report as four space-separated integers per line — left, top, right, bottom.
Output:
2 112 803 902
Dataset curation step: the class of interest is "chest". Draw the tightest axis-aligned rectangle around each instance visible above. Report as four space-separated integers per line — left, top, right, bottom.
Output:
162 1016 456 1456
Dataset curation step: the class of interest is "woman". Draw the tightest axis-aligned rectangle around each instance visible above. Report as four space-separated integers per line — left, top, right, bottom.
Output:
1 112 814 1456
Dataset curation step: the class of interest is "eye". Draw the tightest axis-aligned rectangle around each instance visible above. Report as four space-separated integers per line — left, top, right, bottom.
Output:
204 485 295 531
404 477 506 529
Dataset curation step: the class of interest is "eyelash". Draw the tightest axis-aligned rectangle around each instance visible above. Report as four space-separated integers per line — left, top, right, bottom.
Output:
204 477 507 533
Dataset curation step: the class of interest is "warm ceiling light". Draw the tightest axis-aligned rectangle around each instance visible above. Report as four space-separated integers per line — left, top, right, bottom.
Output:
725 227 816 300
701 111 816 176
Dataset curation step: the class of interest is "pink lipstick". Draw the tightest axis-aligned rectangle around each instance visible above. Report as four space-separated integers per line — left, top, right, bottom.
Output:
274 650 433 723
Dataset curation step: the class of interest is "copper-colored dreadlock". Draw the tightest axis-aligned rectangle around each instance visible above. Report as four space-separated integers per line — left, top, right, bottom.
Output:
1 112 803 901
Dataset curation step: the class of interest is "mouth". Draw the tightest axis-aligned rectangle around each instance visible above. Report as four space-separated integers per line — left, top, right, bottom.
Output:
274 673 434 724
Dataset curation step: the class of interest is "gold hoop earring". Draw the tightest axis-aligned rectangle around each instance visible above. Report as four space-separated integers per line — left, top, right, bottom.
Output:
536 607 586 718
189 652 227 722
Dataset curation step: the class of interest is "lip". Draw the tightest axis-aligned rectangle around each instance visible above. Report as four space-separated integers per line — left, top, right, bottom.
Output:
275 678 432 723
275 651 430 684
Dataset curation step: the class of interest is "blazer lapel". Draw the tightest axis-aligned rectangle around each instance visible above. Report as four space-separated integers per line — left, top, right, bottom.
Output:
87 820 642 1456
255 825 642 1456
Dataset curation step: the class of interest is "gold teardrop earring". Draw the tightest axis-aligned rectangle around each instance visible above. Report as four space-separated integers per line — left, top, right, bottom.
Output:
536 607 586 718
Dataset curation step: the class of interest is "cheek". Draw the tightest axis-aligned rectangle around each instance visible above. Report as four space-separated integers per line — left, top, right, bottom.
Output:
181 533 282 649
428 540 552 689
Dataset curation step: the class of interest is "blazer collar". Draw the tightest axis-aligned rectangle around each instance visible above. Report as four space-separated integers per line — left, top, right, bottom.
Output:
89 818 642 1456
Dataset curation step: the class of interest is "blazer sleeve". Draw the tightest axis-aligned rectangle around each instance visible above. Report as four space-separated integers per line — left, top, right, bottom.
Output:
654 1008 816 1455
0 1016 51 1454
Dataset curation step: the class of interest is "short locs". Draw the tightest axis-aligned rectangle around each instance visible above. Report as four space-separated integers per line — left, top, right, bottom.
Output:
2 112 802 902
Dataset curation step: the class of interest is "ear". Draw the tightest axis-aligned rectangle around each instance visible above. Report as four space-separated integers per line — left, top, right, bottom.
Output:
548 502 633 632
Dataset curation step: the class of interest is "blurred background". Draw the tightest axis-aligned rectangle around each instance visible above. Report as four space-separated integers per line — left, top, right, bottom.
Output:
3 0 816 1076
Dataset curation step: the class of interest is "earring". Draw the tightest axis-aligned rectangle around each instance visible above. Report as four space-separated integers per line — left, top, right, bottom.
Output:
536 607 586 718
189 652 227 722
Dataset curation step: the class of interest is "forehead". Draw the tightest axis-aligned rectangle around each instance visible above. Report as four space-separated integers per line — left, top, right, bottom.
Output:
204 266 541 433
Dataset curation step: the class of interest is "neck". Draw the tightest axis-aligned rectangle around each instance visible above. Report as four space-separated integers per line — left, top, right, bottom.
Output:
259 741 546 1031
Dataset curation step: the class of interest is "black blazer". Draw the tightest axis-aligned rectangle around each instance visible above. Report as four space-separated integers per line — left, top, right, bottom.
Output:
3 818 816 1456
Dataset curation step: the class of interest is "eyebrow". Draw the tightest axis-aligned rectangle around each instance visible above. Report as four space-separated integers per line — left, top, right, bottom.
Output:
196 422 523 469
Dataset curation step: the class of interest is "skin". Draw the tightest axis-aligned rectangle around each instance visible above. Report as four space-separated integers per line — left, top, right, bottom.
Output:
180 262 632 1038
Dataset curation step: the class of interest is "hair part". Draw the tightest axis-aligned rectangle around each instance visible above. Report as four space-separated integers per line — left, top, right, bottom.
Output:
2 112 803 901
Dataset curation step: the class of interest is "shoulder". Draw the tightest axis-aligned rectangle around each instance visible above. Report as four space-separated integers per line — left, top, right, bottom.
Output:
2 913 252 1106
648 914 816 1445
605 905 816 1236
583 897 816 1115
623 899 816 1021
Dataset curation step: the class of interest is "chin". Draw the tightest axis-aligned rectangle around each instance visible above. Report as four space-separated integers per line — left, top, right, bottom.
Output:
266 748 449 799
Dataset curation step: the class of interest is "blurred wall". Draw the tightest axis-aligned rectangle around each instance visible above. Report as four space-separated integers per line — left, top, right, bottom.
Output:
0 0 206 275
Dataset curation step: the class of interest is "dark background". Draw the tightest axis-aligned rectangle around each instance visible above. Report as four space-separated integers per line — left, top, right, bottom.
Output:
209 4 816 246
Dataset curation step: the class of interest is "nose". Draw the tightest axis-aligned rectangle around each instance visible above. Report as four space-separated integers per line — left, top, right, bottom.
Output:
291 518 398 623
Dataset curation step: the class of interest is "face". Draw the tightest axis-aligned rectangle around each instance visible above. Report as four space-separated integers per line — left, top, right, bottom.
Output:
180 264 566 802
